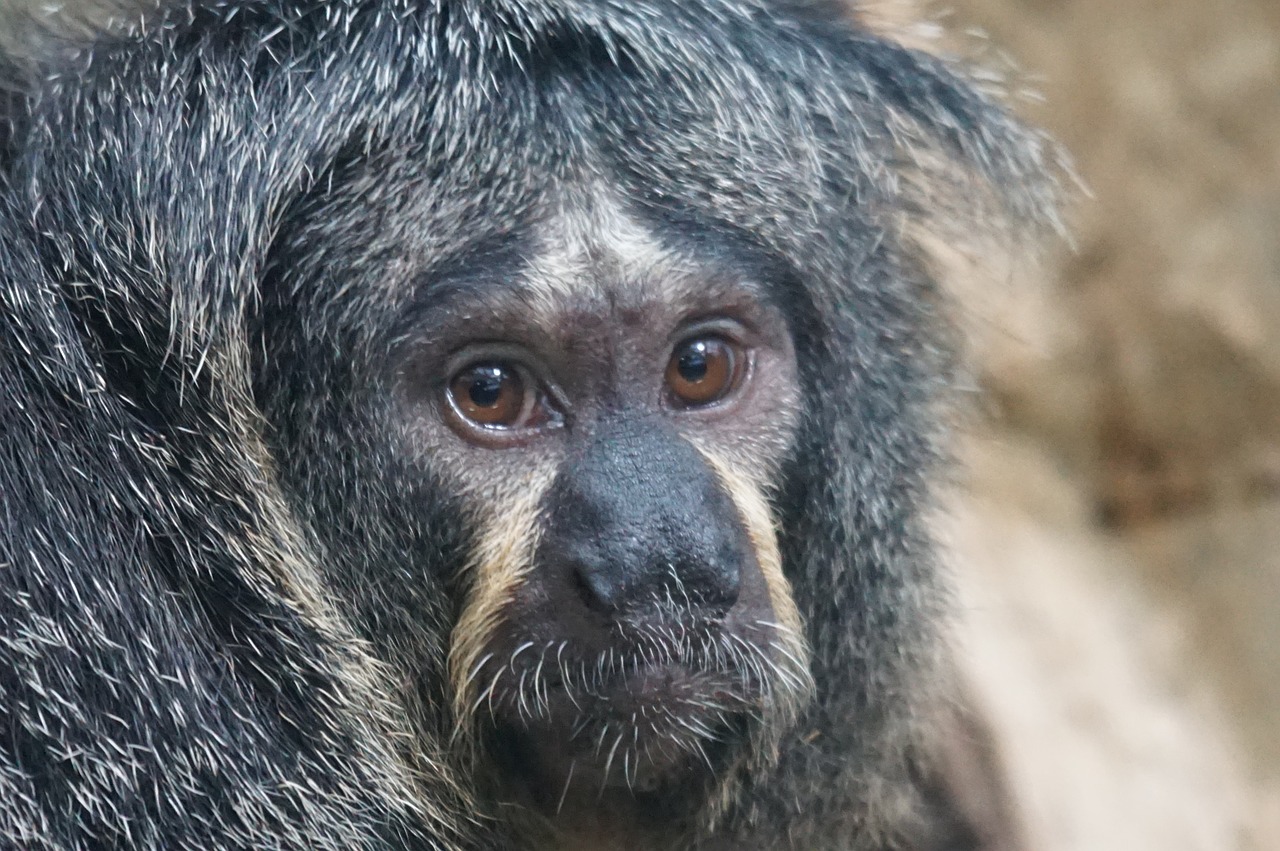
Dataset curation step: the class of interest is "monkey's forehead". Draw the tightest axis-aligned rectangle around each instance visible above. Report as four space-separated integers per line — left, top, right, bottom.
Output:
395 187 774 306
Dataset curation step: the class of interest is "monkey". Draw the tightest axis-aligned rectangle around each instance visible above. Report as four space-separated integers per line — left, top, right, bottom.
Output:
0 0 1057 848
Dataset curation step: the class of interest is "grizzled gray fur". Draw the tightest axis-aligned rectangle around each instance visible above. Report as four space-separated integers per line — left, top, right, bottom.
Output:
0 1 1055 848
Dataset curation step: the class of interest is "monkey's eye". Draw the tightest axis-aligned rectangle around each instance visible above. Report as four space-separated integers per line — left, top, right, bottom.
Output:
665 336 745 408
446 362 553 430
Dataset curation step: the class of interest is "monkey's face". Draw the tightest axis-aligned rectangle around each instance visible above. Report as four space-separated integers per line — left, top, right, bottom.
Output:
389 195 813 810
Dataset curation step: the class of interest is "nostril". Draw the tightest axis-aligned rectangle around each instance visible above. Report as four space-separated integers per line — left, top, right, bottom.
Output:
572 563 619 613
681 553 742 616
708 575 742 615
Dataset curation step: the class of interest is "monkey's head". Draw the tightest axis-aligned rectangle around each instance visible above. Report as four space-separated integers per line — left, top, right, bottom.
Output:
236 5 1053 833
418 195 813 806
10 0 1055 840
262 174 816 818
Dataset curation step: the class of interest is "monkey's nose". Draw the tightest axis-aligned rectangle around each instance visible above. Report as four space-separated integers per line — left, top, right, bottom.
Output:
538 420 750 621
568 548 743 617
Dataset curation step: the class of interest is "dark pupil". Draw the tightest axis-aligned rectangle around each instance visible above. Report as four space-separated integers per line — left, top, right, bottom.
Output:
677 343 709 383
468 367 506 407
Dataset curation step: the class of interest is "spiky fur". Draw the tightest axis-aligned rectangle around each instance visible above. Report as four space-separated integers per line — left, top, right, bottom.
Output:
0 1 1055 848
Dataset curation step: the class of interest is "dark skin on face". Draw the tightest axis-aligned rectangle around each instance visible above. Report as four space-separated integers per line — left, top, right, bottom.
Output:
393 213 806 841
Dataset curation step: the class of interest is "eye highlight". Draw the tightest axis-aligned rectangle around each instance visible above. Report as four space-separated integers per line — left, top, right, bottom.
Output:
665 336 744 408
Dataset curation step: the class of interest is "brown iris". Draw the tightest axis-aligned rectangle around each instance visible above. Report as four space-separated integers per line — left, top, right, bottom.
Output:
666 336 742 407
447 362 531 428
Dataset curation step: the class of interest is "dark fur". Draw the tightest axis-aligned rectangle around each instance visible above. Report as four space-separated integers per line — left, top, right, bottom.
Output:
0 1 1054 848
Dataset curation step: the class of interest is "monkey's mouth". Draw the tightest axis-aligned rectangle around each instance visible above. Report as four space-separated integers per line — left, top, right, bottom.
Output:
488 654 753 799
470 618 788 805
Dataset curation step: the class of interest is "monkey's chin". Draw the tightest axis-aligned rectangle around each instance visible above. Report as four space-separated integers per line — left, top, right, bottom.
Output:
490 662 748 806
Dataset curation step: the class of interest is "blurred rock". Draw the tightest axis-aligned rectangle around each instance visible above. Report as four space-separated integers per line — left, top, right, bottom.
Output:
865 0 1280 847
940 434 1268 850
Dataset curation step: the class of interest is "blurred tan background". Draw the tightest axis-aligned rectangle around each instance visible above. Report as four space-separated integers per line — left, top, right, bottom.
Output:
868 0 1280 848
